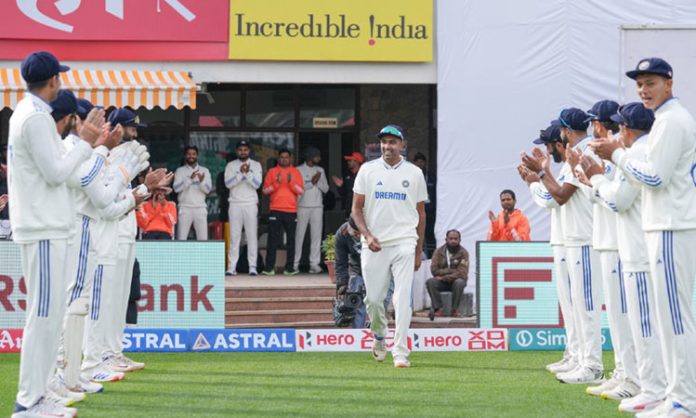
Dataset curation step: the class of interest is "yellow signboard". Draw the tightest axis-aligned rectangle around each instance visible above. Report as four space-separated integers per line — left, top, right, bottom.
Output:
228 0 432 62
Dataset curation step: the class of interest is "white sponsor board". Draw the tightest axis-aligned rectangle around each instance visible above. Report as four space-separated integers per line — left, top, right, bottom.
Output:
295 328 508 352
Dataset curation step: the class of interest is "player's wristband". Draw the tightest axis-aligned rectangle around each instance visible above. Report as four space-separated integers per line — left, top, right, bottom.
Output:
538 171 545 179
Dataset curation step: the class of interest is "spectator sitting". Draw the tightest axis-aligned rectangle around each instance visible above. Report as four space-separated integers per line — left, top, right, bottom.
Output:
426 229 469 319
335 216 393 328
136 187 177 239
487 189 530 241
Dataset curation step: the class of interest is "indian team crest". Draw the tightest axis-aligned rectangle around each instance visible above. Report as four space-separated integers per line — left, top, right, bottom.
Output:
402 180 410 188
638 60 650 70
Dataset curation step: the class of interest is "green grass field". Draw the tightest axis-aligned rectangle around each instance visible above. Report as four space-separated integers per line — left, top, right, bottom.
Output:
1 351 625 417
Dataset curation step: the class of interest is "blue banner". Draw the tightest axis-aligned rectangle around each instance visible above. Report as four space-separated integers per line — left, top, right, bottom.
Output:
122 329 190 352
189 329 296 352
509 328 613 351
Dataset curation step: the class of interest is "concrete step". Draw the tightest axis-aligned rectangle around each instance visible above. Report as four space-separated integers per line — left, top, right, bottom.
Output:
226 296 334 311
226 320 336 329
226 309 334 324
226 286 335 299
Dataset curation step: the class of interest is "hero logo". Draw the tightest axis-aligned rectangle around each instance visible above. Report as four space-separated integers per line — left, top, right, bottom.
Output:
297 331 356 349
515 330 534 348
17 0 195 33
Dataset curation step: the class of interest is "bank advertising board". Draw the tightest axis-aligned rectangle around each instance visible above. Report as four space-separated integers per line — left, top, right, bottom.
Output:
0 241 225 330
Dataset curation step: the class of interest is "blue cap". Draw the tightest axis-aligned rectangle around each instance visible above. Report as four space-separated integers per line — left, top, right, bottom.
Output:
21 51 70 84
76 98 98 120
533 125 562 144
626 57 673 80
609 102 655 131
551 108 589 131
585 100 619 122
50 89 78 117
107 108 146 128
376 124 405 141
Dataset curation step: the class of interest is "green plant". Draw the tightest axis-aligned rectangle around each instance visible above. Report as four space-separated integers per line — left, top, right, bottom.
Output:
321 233 336 261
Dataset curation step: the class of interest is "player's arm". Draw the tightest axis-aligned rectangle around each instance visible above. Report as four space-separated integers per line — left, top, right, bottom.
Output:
317 168 329 194
25 114 92 185
199 168 213 194
415 201 426 265
290 168 304 195
612 121 680 189
172 167 191 194
248 162 263 189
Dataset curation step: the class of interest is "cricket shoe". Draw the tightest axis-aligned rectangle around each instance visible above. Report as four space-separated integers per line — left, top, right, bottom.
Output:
393 356 411 368
56 370 104 394
372 338 387 362
548 358 578 374
102 355 135 373
12 397 77 418
601 379 640 400
115 354 145 371
48 376 86 404
618 393 663 413
83 366 125 383
309 265 323 274
557 367 604 384
249 268 258 276
585 373 621 397
633 400 674 418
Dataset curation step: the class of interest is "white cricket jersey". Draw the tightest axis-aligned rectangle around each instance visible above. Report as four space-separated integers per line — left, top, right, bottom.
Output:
7 94 92 243
592 136 649 272
297 163 329 208
224 159 262 206
592 161 618 251
613 98 696 231
560 136 594 247
529 170 563 246
172 164 212 208
353 157 428 248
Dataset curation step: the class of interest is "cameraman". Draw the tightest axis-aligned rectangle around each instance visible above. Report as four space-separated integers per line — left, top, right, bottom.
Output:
335 217 393 328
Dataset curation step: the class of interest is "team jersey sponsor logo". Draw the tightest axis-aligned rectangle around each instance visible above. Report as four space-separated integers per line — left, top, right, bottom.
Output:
374 191 407 200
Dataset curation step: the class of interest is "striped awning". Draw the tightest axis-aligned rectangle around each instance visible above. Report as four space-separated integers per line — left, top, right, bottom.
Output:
1 68 196 110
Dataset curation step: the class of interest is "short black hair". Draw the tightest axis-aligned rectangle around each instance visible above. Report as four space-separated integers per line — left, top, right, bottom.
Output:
600 120 621 133
500 189 516 200
52 112 73 123
26 78 52 92
413 152 426 162
446 229 461 239
278 148 291 156
184 146 199 154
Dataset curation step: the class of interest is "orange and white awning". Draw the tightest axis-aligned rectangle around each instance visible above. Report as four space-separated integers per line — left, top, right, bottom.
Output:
1 68 196 110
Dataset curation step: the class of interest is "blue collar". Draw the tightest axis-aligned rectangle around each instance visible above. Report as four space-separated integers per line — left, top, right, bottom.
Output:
382 157 404 170
28 92 53 112
573 135 592 150
655 96 677 113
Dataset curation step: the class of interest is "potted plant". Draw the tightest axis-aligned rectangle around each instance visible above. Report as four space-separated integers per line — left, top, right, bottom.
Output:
321 233 336 283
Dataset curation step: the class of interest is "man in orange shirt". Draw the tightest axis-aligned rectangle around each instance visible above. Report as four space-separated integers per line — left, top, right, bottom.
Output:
487 189 530 241
136 188 177 239
262 149 304 275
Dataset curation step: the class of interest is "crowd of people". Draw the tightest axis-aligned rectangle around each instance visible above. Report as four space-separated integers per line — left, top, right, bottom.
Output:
517 57 696 417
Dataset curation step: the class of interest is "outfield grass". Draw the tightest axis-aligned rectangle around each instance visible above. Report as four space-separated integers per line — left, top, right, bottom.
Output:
1 351 624 417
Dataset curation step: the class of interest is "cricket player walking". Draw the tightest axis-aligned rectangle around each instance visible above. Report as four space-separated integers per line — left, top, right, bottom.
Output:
352 124 427 368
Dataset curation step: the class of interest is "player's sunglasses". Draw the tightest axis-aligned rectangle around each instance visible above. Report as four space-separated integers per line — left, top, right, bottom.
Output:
378 126 404 140
558 111 572 129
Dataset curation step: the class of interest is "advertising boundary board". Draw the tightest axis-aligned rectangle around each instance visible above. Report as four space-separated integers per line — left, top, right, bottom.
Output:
1 328 509 353
509 328 614 352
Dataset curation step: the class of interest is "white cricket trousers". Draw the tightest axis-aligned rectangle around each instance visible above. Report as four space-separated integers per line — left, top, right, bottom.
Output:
16 239 69 408
107 243 136 357
599 251 637 383
65 216 97 313
177 207 208 240
294 206 323 268
227 204 258 272
645 230 696 412
565 245 603 371
552 245 579 363
623 270 667 400
362 243 415 359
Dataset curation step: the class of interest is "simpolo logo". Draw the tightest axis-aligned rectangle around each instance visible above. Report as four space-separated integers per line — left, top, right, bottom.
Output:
515 330 533 348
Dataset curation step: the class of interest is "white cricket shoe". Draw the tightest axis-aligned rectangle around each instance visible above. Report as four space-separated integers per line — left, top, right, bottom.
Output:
618 393 663 413
549 358 578 374
634 399 672 418
83 366 125 383
11 397 77 418
372 338 387 362
102 355 135 373
75 375 104 394
47 376 86 403
309 265 323 274
557 367 604 384
116 354 145 371
601 380 640 400
585 374 621 397
545 357 569 371
393 355 411 368
555 364 581 379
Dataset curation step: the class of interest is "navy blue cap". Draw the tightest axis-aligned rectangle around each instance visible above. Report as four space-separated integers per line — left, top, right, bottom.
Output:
76 98 98 120
626 57 673 80
236 140 250 149
376 124 405 141
107 108 146 128
21 51 70 84
609 102 655 131
585 100 619 123
50 89 78 117
551 108 589 131
533 125 562 144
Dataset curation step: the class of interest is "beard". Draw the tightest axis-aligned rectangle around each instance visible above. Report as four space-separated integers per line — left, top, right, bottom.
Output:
446 244 460 253
551 146 563 163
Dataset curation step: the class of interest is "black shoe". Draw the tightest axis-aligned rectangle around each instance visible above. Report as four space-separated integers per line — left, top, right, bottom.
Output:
429 307 435 321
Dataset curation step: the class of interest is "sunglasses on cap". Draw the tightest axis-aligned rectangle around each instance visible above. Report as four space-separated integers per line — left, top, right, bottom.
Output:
378 126 404 140
558 111 572 130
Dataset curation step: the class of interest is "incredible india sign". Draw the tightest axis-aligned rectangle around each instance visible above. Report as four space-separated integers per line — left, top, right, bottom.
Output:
228 0 433 62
